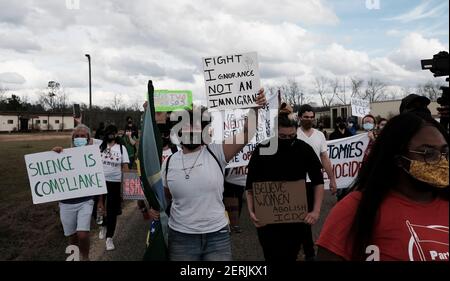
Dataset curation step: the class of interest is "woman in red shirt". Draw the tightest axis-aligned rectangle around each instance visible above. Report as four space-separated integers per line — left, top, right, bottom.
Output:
317 113 449 261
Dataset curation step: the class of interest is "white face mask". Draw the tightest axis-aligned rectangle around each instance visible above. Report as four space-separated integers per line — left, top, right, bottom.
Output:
73 137 88 147
363 123 374 131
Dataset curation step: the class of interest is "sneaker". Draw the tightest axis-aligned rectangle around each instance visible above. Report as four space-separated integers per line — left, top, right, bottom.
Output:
98 226 106 240
106 238 115 251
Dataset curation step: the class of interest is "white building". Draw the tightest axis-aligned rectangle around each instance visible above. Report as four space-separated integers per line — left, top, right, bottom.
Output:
0 111 75 132
325 100 439 128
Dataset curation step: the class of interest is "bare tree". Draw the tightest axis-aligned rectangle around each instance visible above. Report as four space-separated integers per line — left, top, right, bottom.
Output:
350 77 364 98
315 77 335 107
0 86 8 102
111 94 124 111
129 96 144 111
364 78 386 102
38 91 58 111
417 80 444 101
332 78 349 105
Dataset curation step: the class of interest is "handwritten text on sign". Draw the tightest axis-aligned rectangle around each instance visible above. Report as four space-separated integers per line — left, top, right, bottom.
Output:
203 52 261 111
351 97 370 118
122 171 146 200
210 91 278 168
322 133 370 189
154 90 193 112
25 145 107 204
253 180 308 225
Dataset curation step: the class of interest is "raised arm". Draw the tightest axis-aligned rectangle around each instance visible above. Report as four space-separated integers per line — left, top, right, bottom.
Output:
222 88 267 162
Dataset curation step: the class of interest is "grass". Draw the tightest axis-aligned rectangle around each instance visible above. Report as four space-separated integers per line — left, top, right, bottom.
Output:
0 138 72 260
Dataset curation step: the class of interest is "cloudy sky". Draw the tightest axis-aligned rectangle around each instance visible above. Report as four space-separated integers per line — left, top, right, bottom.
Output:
0 0 448 107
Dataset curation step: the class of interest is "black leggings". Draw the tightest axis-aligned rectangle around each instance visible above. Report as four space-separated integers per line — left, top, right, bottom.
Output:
102 181 122 238
257 223 307 261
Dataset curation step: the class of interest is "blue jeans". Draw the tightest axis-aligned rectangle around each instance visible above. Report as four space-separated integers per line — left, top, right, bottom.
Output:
168 226 232 261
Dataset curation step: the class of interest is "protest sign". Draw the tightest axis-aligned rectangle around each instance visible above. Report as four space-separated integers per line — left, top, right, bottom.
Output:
122 171 145 200
154 90 193 112
351 97 371 117
253 180 308 225
25 145 107 204
203 52 261 111
323 133 370 189
210 91 278 168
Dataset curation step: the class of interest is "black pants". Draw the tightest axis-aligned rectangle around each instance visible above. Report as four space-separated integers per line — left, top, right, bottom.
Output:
257 223 307 261
223 181 245 217
102 181 122 238
300 182 316 259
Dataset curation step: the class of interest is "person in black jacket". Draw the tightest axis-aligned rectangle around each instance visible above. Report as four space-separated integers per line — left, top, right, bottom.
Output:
329 117 352 140
245 111 324 261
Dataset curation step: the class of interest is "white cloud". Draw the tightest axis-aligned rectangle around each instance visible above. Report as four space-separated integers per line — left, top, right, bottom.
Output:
383 0 448 23
388 32 448 72
0 72 26 84
0 0 448 107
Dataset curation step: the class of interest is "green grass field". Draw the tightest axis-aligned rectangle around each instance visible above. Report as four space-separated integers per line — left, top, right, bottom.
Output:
0 138 72 260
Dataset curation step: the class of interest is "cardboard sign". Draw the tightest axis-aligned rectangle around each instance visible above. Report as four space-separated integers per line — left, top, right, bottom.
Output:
253 180 308 225
122 171 145 200
154 90 193 112
322 133 370 189
210 91 278 168
25 145 107 204
351 97 370 118
203 52 261 111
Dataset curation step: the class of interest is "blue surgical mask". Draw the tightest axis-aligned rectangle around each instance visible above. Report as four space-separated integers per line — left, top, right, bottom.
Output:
363 123 374 131
73 137 88 147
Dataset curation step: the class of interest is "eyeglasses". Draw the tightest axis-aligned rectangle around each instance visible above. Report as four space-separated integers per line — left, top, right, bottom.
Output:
73 134 88 138
409 149 449 165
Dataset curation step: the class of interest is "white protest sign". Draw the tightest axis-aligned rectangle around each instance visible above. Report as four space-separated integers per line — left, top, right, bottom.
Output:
323 133 370 189
211 91 278 168
351 97 371 118
25 145 107 204
203 52 261 111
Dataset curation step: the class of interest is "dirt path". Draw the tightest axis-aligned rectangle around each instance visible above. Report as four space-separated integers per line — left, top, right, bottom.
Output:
88 193 336 261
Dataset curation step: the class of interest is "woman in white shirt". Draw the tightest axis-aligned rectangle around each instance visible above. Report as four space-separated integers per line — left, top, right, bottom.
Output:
155 89 267 261
97 125 129 251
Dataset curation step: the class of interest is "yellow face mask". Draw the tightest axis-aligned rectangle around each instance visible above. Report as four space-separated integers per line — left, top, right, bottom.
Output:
406 158 449 189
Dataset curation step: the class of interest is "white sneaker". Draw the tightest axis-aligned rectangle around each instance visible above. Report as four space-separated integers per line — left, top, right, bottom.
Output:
98 226 106 240
106 238 115 251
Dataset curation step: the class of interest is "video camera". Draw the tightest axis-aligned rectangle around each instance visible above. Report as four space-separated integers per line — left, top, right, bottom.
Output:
421 51 449 133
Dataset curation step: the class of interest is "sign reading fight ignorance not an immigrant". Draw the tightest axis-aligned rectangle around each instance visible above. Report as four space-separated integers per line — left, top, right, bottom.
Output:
203 52 261 111
253 180 308 225
25 145 107 204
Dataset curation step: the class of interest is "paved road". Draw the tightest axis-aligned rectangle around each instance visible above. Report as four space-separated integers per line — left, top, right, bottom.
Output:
90 192 337 261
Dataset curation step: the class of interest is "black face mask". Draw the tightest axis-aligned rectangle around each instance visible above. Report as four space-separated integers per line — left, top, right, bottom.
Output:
162 136 171 147
338 123 346 130
180 132 202 150
107 134 116 142
278 138 295 150
182 143 202 150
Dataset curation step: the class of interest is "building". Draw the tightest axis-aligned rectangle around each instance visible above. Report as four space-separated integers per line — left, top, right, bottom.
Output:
325 100 439 129
0 111 75 132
